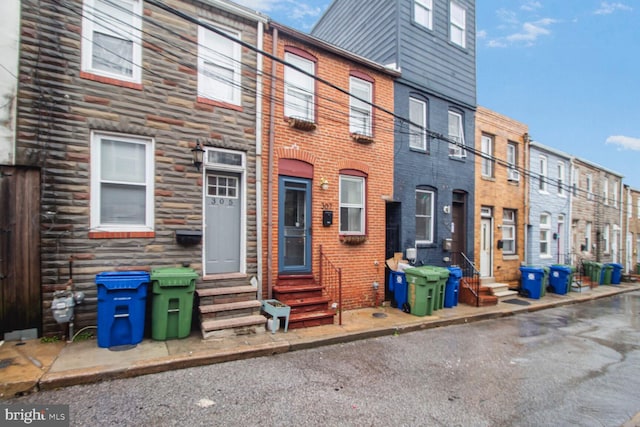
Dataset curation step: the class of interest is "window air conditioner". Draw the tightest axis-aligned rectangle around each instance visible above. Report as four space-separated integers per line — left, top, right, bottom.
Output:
507 169 520 182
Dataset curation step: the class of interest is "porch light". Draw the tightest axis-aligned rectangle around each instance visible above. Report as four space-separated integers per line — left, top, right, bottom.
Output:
191 141 205 171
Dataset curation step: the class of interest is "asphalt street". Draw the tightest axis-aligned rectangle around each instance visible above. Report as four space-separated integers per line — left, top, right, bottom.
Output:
7 291 640 426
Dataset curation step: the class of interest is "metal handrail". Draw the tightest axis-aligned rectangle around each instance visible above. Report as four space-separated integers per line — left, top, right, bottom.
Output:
451 252 481 307
319 245 342 325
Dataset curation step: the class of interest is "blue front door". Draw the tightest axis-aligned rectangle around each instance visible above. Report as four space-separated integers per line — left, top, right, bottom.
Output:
278 177 312 273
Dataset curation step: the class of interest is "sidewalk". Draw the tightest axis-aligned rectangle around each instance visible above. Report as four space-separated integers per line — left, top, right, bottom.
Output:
1 282 638 400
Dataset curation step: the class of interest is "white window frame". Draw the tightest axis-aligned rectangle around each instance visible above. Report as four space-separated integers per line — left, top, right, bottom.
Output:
481 134 493 178
613 181 618 207
540 213 551 257
339 175 365 235
90 132 154 232
586 173 593 200
414 0 433 30
627 192 632 218
349 76 373 136
507 143 517 168
603 179 609 205
557 161 565 196
502 209 516 255
416 188 435 244
572 167 579 196
637 196 640 219
81 0 142 83
284 52 315 122
604 223 610 254
539 155 548 192
197 22 242 105
449 1 466 48
585 222 592 252
409 98 427 151
448 110 466 158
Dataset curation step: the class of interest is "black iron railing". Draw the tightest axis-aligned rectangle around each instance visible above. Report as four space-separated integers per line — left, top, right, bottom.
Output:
451 252 481 307
319 245 342 325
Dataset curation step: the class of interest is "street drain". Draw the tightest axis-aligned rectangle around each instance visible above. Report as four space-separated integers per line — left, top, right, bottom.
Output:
372 312 388 318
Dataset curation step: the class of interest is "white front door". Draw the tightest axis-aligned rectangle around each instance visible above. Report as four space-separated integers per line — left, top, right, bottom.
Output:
480 217 492 277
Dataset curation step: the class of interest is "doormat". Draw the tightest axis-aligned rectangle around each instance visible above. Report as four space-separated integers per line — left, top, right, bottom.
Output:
502 299 531 306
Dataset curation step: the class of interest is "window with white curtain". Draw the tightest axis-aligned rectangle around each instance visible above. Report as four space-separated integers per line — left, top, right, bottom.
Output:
198 23 241 105
349 77 373 136
339 175 365 234
81 0 142 82
410 98 427 151
284 52 315 121
91 132 154 230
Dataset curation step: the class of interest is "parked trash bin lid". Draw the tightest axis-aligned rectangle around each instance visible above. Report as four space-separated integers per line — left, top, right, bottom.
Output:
150 267 198 288
95 271 150 290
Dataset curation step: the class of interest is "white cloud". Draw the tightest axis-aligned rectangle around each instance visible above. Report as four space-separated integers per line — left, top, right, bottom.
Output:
487 18 557 48
606 135 640 150
232 0 278 12
594 2 632 15
521 1 542 12
477 30 487 39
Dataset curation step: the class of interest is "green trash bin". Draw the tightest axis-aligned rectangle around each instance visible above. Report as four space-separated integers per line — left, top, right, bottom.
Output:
150 267 199 340
423 266 450 311
636 263 640 275
582 261 592 283
601 264 613 285
405 267 438 316
591 263 603 285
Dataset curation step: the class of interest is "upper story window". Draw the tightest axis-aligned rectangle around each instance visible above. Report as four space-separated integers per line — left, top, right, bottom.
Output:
502 209 516 255
539 213 551 257
481 134 494 178
284 51 315 122
557 161 565 196
627 193 632 218
538 155 548 192
613 181 618 207
507 142 520 182
416 188 434 244
198 23 241 106
409 98 427 151
449 1 466 48
81 0 142 83
414 0 433 30
586 173 593 200
448 111 466 158
90 132 154 232
572 167 579 196
349 76 373 137
339 175 365 235
637 197 640 218
603 179 609 205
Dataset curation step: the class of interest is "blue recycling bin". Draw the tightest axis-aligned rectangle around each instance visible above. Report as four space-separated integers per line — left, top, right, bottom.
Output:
445 266 462 308
96 271 149 348
607 263 623 285
519 266 544 299
549 265 572 295
389 271 408 310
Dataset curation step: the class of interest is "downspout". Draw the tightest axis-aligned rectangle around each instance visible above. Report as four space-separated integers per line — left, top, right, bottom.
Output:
255 21 264 292
523 133 529 265
569 158 575 263
267 27 278 299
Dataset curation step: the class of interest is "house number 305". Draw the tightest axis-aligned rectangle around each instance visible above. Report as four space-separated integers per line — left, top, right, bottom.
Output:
210 199 233 206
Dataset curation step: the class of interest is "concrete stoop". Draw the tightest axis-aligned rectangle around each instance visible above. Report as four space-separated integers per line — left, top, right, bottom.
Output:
482 282 519 300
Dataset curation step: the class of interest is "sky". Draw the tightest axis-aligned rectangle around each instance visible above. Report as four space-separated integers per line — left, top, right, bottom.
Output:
233 0 640 188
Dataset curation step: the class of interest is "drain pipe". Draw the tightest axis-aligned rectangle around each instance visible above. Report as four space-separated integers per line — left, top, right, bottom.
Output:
255 20 264 294
267 27 278 299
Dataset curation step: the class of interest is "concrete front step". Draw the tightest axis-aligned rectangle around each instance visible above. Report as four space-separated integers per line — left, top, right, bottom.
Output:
199 300 262 321
201 315 267 339
494 289 519 299
482 282 510 293
288 310 336 329
197 286 258 305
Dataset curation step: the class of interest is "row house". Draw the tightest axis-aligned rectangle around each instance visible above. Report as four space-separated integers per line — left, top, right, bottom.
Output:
260 23 398 326
312 0 477 298
527 142 572 266
623 186 640 273
5 0 269 339
571 158 623 266
474 107 528 286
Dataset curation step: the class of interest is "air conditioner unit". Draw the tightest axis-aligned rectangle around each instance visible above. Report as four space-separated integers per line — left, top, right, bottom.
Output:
507 169 520 182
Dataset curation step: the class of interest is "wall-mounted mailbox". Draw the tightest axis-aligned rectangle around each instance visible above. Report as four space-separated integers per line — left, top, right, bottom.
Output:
322 210 333 227
497 240 504 249
442 238 452 251
175 230 202 245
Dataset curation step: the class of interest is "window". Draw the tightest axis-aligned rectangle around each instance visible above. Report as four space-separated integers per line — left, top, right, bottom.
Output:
585 222 592 252
448 111 465 157
613 181 618 207
416 188 434 244
586 174 593 200
572 167 579 196
557 161 565 195
90 132 154 231
409 98 427 150
628 192 632 218
539 156 548 192
539 213 550 257
81 0 142 83
502 209 516 254
481 135 494 178
198 23 241 105
414 0 433 30
450 1 466 47
637 196 640 219
507 142 517 168
284 52 315 122
603 179 609 205
349 76 373 136
339 175 365 234
603 223 610 254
